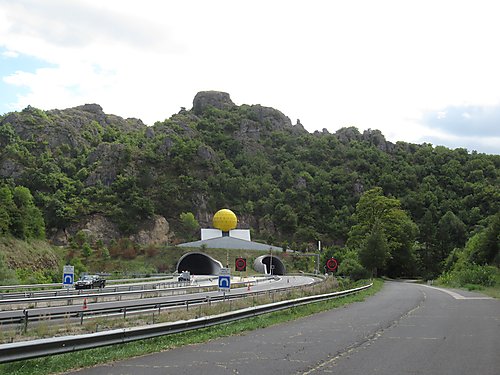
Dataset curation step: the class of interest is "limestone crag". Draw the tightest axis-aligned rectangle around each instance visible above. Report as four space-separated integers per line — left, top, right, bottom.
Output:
333 126 395 153
193 91 236 115
51 214 172 246
85 143 128 186
130 215 173 246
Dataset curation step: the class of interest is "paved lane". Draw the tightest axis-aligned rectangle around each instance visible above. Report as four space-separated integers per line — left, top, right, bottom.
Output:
67 282 499 375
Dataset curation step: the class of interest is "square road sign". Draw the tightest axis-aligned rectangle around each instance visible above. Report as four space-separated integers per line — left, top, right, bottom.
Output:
218 275 231 290
63 265 75 287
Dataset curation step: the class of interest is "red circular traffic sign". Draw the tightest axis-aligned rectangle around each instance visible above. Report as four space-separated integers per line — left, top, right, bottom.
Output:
326 257 338 271
235 257 247 271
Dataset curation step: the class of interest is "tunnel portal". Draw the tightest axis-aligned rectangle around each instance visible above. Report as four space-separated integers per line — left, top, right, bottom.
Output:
176 252 223 275
253 255 286 275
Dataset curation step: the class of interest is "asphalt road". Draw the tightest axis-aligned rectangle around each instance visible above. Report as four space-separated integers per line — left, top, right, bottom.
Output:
67 281 499 375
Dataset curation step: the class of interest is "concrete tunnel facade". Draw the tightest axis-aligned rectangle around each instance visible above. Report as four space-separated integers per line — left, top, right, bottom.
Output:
176 252 286 276
176 252 223 275
253 255 286 275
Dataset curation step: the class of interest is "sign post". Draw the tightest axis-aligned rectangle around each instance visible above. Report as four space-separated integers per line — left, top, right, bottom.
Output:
63 265 75 288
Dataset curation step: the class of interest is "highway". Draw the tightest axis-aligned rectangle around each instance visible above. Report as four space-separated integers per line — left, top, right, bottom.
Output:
0 275 316 324
67 281 499 375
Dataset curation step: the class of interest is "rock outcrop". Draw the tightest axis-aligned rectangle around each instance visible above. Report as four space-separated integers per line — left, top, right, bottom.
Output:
130 215 173 245
85 143 128 186
0 104 146 157
51 214 172 246
362 129 395 153
51 214 120 246
334 126 395 152
193 91 236 115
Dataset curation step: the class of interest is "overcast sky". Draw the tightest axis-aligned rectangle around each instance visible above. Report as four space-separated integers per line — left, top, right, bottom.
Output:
1 0 499 154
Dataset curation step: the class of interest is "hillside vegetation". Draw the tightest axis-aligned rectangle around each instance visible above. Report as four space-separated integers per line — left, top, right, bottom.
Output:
0 91 499 283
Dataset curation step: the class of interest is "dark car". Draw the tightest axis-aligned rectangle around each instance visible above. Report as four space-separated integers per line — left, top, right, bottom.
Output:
75 274 106 289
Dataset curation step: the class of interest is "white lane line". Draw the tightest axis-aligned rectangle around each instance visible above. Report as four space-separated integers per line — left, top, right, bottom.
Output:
418 284 493 300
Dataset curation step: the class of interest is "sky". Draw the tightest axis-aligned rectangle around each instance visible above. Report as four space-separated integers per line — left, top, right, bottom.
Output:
1 0 499 154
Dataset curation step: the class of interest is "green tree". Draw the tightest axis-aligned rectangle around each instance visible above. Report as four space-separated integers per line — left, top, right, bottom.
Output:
81 242 92 258
470 212 500 265
347 187 400 248
273 203 298 234
0 186 14 235
385 209 419 277
359 221 389 277
347 187 417 277
437 211 467 261
10 186 45 239
179 212 200 240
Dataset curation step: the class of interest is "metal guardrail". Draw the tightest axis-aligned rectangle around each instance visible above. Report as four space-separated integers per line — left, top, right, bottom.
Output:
0 283 372 363
0 275 175 294
0 275 270 303
0 278 271 308
0 277 281 324
0 277 288 324
0 282 194 306
0 282 181 301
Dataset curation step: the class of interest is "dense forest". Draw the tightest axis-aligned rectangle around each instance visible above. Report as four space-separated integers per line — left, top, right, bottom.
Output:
0 91 499 282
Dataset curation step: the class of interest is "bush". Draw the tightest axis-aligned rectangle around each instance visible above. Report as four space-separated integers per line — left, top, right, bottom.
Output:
121 247 138 259
70 257 88 279
109 238 137 259
439 264 497 287
15 268 53 284
81 242 92 258
101 247 110 260
0 251 18 285
145 245 159 258
338 257 370 281
456 265 496 287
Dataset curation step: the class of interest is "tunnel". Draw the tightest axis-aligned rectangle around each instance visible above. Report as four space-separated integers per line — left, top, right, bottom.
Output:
176 252 223 275
253 255 286 275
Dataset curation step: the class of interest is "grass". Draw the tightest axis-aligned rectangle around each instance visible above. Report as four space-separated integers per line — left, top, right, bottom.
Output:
0 279 383 375
465 269 500 298
435 267 500 299
0 238 62 285
480 285 500 299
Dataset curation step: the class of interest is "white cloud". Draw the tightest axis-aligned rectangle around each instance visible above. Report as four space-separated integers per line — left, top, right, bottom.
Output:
1 50 18 58
0 0 499 153
437 112 447 120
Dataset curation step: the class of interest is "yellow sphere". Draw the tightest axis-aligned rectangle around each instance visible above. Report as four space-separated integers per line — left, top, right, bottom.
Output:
213 209 237 232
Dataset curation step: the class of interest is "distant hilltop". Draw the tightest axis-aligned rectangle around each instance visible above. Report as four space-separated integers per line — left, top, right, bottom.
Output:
1 90 497 257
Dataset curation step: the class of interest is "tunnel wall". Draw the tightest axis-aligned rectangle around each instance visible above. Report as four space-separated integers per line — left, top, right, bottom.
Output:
176 252 223 275
253 255 286 275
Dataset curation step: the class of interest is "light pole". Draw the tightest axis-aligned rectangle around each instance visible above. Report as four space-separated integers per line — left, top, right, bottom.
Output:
269 247 273 275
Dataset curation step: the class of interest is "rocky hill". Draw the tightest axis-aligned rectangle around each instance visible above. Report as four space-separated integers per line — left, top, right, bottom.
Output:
0 91 499 259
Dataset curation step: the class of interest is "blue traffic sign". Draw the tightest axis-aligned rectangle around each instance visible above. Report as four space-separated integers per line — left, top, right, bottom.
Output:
63 265 75 288
63 273 74 285
218 275 231 290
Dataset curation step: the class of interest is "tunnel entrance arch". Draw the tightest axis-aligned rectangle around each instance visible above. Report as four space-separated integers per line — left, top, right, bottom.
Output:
176 252 223 275
253 255 286 275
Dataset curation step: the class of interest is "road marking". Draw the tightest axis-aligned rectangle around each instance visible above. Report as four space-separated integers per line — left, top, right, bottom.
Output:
418 284 493 300
387 336 441 340
299 291 426 375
